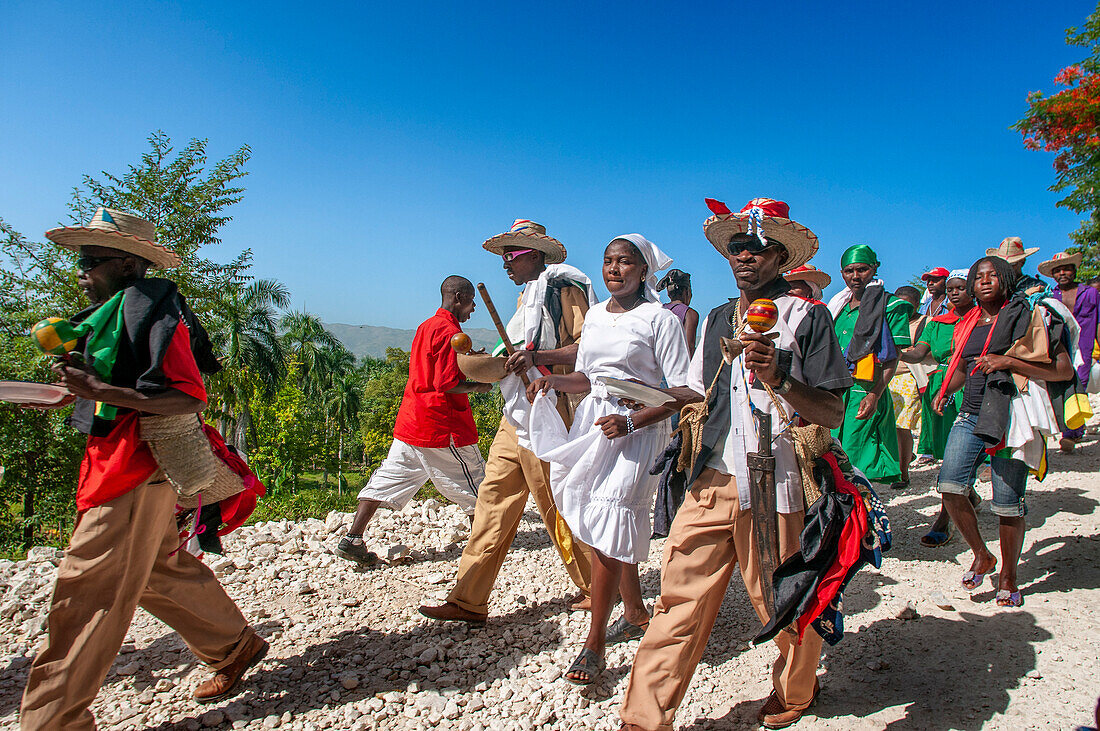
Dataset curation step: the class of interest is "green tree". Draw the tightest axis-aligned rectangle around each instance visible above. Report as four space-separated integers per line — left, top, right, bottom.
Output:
206 279 290 456
325 367 364 493
1015 4 1100 276
0 132 277 553
68 131 254 319
359 348 410 469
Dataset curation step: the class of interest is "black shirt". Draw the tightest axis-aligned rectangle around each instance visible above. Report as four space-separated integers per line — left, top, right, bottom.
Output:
960 322 993 413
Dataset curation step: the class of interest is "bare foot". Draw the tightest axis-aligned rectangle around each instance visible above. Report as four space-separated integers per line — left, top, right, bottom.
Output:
970 551 997 575
569 593 592 612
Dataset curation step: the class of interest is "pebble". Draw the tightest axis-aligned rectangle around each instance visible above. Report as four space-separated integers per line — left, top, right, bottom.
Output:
2 450 1095 731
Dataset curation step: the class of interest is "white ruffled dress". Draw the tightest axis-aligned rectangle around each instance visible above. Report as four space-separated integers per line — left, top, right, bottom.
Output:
528 300 690 563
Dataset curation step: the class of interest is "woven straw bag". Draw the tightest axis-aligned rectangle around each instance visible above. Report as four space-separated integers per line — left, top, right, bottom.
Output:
139 414 244 507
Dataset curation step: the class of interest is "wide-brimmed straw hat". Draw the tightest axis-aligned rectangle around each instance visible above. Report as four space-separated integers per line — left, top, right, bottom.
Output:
482 219 567 265
46 207 180 269
986 236 1039 265
1037 251 1083 277
703 198 818 271
783 264 831 290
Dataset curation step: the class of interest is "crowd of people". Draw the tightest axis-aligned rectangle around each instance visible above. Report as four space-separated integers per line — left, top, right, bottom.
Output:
17 199 1096 730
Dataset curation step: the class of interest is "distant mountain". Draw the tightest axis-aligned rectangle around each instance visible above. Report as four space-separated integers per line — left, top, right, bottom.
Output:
325 322 500 360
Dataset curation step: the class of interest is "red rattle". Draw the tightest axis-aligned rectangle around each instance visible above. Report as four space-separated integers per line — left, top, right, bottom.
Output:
745 298 779 334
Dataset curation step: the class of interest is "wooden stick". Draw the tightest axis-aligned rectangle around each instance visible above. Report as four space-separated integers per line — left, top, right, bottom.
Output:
477 283 530 387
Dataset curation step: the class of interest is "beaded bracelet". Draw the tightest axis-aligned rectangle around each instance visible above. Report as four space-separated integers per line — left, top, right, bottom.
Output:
625 414 636 434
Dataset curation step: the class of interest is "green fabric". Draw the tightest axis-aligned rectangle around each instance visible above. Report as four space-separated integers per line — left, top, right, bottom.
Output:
831 297 911 483
840 244 879 268
71 291 126 420
884 297 913 348
915 319 962 459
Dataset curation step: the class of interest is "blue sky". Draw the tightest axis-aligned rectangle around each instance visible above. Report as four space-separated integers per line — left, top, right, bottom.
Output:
0 1 1092 330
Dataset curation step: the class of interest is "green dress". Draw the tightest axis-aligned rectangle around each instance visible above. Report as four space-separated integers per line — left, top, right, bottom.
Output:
832 295 913 483
915 317 961 460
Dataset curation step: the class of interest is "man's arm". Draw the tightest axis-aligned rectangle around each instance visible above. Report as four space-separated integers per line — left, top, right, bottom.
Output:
52 361 205 415
742 332 844 428
505 284 589 373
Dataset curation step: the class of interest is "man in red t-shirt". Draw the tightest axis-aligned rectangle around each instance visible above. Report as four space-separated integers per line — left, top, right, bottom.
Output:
336 276 492 565
20 208 267 730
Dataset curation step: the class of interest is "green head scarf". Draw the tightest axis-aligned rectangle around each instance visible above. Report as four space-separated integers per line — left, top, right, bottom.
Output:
841 244 879 268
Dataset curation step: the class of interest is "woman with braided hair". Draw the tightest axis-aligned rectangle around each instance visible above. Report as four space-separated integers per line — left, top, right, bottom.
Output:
657 268 699 355
933 256 1073 607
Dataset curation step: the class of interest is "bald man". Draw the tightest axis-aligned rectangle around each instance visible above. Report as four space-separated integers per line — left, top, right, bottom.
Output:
336 276 493 565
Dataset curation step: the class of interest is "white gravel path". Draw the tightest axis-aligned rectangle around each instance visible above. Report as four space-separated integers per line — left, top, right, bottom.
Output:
2 432 1098 730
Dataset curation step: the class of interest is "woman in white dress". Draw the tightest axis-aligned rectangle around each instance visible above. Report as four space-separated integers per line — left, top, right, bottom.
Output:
527 234 690 684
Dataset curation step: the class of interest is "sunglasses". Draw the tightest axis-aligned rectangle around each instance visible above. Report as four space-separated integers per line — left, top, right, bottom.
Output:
76 254 127 271
726 238 781 257
501 248 535 263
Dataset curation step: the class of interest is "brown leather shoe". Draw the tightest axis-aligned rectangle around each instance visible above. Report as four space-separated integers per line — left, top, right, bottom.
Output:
193 634 269 704
757 682 819 728
418 601 487 624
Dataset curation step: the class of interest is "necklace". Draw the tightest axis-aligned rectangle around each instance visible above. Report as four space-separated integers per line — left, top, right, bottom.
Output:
608 295 644 323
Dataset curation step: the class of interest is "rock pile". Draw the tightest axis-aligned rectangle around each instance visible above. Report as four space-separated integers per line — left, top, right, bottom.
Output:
3 459 1099 730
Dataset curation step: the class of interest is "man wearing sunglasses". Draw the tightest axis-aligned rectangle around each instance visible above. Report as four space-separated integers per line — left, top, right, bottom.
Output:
621 198 852 731
21 208 267 729
420 219 598 624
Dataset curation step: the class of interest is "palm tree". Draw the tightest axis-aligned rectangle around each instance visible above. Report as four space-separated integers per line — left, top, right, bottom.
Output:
207 279 290 457
280 311 342 399
326 366 364 494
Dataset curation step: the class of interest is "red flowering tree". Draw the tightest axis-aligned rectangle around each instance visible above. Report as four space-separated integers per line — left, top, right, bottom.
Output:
1016 5 1100 277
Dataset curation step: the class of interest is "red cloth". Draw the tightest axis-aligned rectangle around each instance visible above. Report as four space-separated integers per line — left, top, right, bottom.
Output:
935 306 986 406
796 453 868 641
75 321 208 512
931 310 961 326
202 425 265 535
393 309 478 448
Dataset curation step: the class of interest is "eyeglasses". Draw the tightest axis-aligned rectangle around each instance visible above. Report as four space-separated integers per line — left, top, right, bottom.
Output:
726 238 780 257
501 248 535 263
76 254 126 271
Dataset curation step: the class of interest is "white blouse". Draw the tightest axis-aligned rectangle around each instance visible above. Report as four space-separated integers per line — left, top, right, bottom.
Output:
575 300 690 388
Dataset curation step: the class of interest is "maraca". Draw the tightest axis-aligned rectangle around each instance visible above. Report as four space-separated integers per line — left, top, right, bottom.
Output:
31 317 80 356
450 332 473 354
745 298 779 333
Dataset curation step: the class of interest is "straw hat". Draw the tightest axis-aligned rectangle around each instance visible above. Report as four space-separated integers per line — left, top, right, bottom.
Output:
46 207 180 269
703 198 818 271
986 236 1039 265
1037 251 1083 277
783 264 831 290
482 219 567 264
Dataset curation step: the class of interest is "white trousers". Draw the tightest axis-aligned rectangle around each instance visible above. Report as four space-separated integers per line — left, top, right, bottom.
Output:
358 438 483 514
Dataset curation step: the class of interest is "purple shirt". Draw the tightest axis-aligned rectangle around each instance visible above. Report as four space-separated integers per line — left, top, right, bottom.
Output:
1053 282 1100 385
664 301 689 324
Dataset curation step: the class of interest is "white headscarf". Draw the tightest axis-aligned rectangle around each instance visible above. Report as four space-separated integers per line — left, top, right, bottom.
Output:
947 268 969 283
609 234 673 302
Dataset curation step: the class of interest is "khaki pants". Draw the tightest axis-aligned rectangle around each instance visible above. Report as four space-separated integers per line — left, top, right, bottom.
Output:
20 474 255 731
621 468 823 731
448 420 592 614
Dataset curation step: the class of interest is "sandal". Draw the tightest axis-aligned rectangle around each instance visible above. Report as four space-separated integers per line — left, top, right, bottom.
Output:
606 614 650 645
564 648 605 685
961 566 994 591
890 480 910 490
920 527 952 548
995 589 1024 607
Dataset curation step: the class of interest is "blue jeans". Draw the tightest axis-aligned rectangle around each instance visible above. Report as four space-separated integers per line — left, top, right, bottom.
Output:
936 412 1028 517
